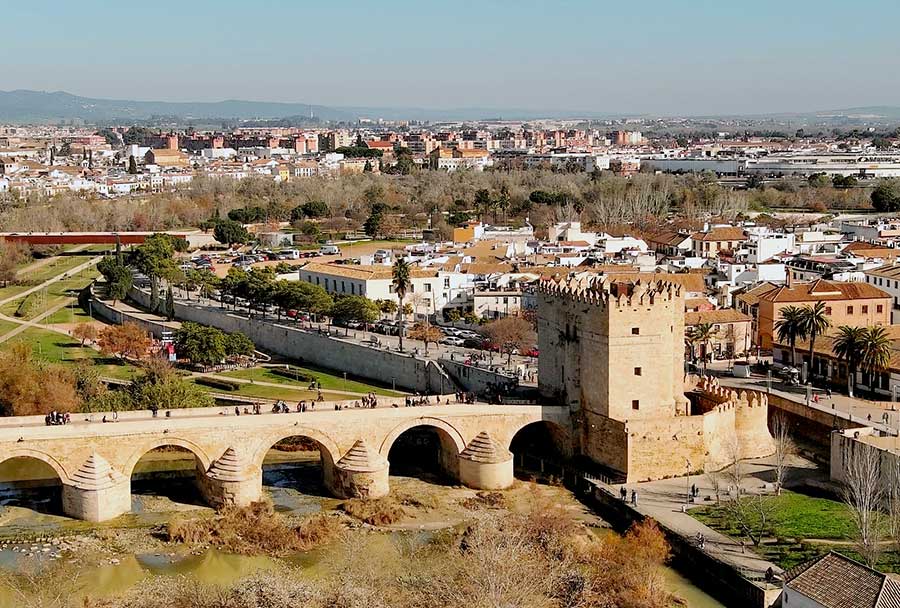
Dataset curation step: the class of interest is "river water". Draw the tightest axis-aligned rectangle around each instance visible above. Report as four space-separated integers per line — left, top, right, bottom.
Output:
0 455 724 607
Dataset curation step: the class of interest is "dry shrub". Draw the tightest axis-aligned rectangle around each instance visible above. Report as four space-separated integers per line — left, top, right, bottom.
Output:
166 502 340 556
461 491 506 510
396 490 440 511
339 496 406 525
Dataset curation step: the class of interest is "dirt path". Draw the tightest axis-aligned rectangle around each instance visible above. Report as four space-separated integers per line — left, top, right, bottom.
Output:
0 299 77 344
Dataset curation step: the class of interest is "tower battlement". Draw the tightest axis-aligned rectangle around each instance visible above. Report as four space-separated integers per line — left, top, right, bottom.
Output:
539 274 683 310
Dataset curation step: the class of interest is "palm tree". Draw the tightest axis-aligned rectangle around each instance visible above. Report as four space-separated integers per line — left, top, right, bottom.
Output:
774 306 808 368
687 323 718 375
392 258 411 352
799 301 831 382
860 326 893 398
832 326 867 397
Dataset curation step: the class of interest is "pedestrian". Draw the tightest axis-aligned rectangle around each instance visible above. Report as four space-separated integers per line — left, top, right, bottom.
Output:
691 483 697 498
631 490 637 506
620 486 627 501
826 387 832 397
235 406 240 416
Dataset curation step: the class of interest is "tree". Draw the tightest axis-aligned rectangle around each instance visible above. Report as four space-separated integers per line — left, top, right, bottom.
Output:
130 234 181 313
392 259 411 352
686 322 718 374
175 322 226 366
871 179 900 212
330 295 379 327
128 154 138 174
0 343 80 416
0 241 28 287
799 301 831 382
72 322 99 346
377 299 398 318
832 325 867 397
124 359 214 411
771 414 796 495
364 209 384 237
301 200 329 218
97 255 133 303
774 306 807 368
213 219 251 247
243 267 277 316
860 325 892 398
224 332 255 357
474 189 493 220
408 322 443 354
98 323 151 361
841 443 885 567
482 317 536 364
723 492 777 547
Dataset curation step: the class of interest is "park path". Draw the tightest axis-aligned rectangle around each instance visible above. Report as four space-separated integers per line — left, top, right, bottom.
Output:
608 456 786 581
13 244 91 278
0 300 75 344
0 254 102 307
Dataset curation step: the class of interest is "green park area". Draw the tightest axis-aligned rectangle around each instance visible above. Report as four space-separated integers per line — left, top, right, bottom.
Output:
0 251 100 303
7 327 139 380
691 489 900 571
222 364 405 397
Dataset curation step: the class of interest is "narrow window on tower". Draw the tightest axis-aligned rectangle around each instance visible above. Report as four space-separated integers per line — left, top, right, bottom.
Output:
632 400 640 410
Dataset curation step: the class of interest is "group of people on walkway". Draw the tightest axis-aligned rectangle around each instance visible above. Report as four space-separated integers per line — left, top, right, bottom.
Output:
44 411 70 426
618 486 638 506
454 391 476 404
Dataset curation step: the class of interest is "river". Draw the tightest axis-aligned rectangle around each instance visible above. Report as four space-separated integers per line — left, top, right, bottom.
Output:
0 454 724 607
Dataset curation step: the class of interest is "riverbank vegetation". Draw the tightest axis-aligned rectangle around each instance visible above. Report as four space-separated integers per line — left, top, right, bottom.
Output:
83 496 674 608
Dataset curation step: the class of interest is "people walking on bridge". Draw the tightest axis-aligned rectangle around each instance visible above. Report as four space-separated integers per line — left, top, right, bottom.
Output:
620 486 627 501
235 406 240 416
631 489 637 506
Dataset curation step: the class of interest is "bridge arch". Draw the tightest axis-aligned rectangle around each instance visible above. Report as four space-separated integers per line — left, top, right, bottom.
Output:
379 417 466 459
123 437 214 478
252 427 342 471
0 448 71 484
508 419 572 472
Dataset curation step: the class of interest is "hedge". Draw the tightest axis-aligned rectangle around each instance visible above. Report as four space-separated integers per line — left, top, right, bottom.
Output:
194 377 242 392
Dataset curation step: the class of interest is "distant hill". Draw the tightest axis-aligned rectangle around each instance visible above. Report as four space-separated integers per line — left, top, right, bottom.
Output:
0 90 621 124
0 90 355 123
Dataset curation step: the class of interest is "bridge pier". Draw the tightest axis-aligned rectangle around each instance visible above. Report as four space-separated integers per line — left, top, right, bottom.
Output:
328 440 389 499
197 448 263 509
61 454 131 522
458 432 514 490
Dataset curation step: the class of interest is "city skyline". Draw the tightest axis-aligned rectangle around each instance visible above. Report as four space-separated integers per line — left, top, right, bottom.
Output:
4 0 900 116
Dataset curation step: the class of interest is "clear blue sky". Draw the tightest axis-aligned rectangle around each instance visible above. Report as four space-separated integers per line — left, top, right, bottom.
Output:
3 0 899 115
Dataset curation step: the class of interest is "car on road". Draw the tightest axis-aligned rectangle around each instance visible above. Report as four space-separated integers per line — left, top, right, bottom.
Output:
320 244 341 255
441 336 466 347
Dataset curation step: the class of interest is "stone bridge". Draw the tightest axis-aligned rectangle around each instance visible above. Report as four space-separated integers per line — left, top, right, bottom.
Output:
0 402 570 522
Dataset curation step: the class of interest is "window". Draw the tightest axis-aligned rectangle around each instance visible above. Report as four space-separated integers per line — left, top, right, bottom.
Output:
825 306 832 315
634 367 642 376
631 327 640 335
878 304 884 313
425 284 432 292
863 305 869 314
632 400 640 410
847 306 854 314
341 281 346 293
351 284 356 295
444 278 450 288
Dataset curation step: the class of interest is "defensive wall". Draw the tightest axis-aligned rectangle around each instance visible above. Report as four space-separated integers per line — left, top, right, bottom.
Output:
106 287 513 396
0 402 569 522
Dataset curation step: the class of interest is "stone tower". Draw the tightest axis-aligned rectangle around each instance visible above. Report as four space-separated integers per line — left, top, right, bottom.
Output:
537 274 692 477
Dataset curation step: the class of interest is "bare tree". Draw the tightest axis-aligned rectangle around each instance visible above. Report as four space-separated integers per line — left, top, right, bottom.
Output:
886 455 900 555
841 443 885 568
771 414 796 495
704 465 724 505
724 437 745 492
723 493 777 547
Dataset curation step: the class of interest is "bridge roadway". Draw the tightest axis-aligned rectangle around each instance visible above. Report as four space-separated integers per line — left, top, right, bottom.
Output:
0 398 570 522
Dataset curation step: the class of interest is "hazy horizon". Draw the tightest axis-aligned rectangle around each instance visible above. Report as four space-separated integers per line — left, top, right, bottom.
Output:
4 0 900 116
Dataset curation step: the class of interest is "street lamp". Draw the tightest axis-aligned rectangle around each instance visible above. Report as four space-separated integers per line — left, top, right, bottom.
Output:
685 458 692 504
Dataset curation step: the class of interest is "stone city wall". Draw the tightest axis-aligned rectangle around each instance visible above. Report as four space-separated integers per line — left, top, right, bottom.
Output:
124 286 450 394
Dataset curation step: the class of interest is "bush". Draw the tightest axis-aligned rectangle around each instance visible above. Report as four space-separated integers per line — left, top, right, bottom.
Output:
269 366 314 383
194 376 241 392
167 502 341 556
340 496 406 525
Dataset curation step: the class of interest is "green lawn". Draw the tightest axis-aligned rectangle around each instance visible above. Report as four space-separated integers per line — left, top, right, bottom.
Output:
689 489 900 570
0 319 20 337
1 327 138 379
189 378 346 402
0 255 98 306
0 268 99 321
692 490 855 541
222 365 404 396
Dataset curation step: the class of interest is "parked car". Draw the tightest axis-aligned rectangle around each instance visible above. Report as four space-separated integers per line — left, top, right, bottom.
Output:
320 244 341 255
441 336 466 347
